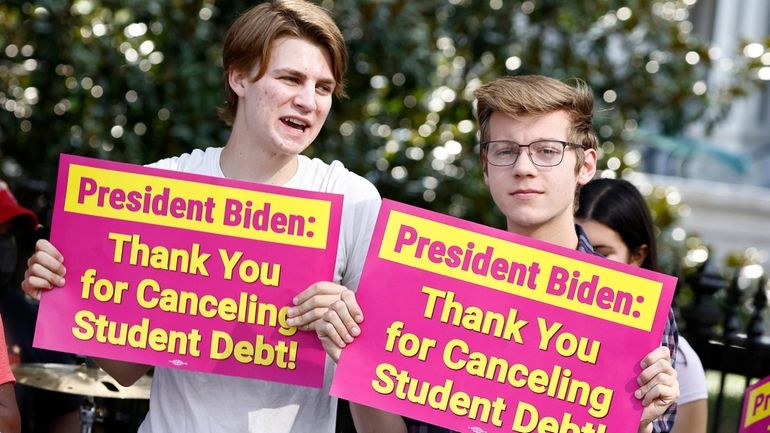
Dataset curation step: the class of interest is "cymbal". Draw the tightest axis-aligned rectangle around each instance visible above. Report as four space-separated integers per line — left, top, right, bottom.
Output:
11 363 151 399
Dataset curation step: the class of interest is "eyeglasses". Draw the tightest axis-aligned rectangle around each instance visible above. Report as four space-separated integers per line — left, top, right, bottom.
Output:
481 140 584 167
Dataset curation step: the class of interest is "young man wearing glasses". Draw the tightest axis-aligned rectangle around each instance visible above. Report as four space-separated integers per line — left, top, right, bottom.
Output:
318 75 679 433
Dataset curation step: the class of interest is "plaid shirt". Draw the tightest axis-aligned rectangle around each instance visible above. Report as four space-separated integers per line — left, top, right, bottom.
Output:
406 226 679 433
577 225 678 433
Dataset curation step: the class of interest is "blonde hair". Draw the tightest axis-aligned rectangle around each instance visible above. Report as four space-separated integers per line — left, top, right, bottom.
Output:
218 0 347 125
475 75 598 172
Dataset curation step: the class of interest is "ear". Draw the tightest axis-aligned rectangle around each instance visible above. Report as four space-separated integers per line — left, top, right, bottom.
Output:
483 169 489 186
577 148 598 186
228 68 248 98
629 244 649 267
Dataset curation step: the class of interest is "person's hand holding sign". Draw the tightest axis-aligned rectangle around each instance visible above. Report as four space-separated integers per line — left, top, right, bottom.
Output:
636 346 679 433
315 291 408 433
22 239 66 300
287 283 362 340
314 288 362 362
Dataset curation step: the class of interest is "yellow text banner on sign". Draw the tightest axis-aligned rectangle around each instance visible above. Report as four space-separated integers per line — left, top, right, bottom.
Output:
379 210 662 331
64 163 331 249
742 376 770 430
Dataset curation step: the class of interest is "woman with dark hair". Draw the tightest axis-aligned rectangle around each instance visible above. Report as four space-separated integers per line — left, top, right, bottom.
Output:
577 178 708 433
576 178 656 269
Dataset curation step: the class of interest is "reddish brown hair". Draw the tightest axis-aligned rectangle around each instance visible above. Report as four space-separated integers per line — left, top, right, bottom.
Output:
218 0 348 125
475 75 598 172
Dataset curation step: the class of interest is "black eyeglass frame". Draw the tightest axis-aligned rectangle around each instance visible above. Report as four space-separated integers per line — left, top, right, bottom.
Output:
480 139 585 168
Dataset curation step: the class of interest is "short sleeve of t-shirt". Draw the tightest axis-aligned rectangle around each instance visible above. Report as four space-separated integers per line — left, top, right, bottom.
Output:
675 337 707 405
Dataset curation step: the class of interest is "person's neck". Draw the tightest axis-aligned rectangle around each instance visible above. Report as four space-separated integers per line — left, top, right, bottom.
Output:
508 219 579 250
219 136 298 185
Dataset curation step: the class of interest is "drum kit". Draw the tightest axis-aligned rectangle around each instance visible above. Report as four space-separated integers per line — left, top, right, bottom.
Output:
11 363 152 433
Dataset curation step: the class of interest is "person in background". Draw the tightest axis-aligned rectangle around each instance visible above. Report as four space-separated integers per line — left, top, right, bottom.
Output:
18 1 380 432
317 75 679 433
0 181 80 433
0 181 35 433
576 177 707 433
0 316 20 433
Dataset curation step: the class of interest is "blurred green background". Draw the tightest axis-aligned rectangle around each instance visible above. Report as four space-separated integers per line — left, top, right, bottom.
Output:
2 0 767 230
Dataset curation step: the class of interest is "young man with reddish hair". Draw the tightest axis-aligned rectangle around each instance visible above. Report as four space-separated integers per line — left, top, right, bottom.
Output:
21 1 380 432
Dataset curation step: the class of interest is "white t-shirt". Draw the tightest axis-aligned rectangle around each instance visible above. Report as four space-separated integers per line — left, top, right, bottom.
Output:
675 337 708 405
137 147 381 433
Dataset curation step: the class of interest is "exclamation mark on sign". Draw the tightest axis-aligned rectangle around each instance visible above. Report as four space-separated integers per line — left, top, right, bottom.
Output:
287 341 297 370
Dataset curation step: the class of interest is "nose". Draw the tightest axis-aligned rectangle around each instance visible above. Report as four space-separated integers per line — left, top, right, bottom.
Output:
509 149 538 177
293 83 317 113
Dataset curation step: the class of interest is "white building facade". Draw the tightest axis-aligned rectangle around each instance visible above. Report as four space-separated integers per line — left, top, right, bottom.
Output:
642 0 770 260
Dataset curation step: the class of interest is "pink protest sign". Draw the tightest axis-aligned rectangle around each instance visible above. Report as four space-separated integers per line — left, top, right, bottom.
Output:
331 200 676 432
34 154 342 387
740 374 770 432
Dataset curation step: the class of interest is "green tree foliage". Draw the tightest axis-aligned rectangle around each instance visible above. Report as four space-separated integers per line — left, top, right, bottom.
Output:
0 0 766 228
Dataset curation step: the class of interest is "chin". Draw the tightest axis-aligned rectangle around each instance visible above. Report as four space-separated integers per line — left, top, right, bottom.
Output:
276 139 312 155
506 211 549 230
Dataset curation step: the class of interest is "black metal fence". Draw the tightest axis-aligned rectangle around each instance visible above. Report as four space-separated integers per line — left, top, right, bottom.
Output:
680 261 770 433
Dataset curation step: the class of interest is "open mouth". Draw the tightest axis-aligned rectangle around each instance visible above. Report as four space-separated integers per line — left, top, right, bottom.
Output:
281 117 308 133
